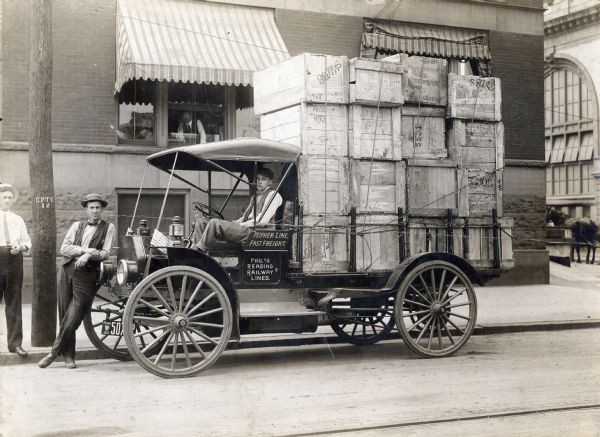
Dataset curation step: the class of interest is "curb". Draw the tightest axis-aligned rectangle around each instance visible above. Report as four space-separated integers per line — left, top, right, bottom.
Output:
473 319 600 335
3 319 600 366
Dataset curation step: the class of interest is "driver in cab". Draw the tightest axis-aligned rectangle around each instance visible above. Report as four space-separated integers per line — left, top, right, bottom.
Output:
192 167 282 253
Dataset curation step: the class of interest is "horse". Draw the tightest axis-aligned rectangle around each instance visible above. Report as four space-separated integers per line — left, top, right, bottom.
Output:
567 218 598 264
546 207 568 227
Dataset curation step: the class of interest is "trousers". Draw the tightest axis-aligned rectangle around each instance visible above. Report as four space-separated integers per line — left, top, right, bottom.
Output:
0 248 23 350
193 218 253 252
52 261 99 358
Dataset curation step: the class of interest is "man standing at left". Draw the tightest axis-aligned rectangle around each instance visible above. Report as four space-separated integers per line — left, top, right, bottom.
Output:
38 194 114 369
0 183 31 357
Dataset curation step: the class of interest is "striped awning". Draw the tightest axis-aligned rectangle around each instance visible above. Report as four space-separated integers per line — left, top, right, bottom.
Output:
362 20 490 60
115 0 289 92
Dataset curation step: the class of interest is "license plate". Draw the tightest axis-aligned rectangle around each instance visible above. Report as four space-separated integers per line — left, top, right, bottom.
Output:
101 320 123 336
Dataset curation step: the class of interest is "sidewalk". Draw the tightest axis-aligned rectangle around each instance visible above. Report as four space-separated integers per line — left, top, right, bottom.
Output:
2 262 600 365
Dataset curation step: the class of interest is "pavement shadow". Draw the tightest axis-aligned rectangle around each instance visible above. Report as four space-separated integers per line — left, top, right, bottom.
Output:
215 339 420 371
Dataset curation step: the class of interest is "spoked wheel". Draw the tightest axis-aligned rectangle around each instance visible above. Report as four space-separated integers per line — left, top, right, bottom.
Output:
330 295 395 345
84 284 131 361
123 266 232 378
395 261 477 358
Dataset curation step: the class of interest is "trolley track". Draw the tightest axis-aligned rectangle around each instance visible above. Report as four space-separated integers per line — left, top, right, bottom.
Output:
284 403 600 436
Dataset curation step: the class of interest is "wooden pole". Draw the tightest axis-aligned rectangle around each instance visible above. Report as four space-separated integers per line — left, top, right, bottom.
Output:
29 0 56 346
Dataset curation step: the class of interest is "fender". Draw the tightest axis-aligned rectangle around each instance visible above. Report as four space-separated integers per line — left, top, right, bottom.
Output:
166 247 240 339
385 252 484 291
323 252 484 306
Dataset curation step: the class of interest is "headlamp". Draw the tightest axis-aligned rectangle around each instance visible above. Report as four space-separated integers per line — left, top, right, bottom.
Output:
116 259 139 285
169 216 185 246
99 261 115 282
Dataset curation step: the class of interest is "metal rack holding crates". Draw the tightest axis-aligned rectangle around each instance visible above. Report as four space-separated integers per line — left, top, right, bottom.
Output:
294 205 510 279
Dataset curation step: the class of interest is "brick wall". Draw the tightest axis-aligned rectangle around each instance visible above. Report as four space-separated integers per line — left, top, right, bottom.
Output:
489 31 545 161
274 9 363 58
488 31 546 258
2 0 116 145
1 0 30 142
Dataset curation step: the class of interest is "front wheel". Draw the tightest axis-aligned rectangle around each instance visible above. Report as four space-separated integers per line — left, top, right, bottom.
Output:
395 261 477 358
123 266 233 378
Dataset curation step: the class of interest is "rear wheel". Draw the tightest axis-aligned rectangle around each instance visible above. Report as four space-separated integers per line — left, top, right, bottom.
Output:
123 266 233 378
330 295 395 345
395 261 477 358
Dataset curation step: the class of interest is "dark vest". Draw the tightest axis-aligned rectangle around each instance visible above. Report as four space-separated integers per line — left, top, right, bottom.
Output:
242 188 275 223
63 220 109 268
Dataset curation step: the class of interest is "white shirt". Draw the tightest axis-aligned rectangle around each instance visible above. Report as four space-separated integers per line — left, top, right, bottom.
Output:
61 221 115 260
176 120 207 144
0 210 31 251
239 191 283 227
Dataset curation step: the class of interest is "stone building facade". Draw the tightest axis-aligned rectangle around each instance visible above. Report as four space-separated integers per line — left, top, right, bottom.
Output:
0 0 547 292
544 0 600 220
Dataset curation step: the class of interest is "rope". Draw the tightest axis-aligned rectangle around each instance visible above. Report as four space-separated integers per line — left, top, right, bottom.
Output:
361 61 386 270
460 75 484 218
413 56 426 160
323 57 328 227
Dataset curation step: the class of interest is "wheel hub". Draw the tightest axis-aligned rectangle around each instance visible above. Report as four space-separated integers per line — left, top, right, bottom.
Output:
431 302 446 316
171 314 188 329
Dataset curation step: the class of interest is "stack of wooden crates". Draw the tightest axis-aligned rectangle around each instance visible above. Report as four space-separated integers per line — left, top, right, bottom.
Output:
255 53 513 273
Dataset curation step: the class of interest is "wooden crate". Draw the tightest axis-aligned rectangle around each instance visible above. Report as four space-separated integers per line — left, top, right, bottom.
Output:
463 168 500 216
448 120 504 216
302 214 349 272
355 214 401 271
447 73 502 121
408 218 463 257
348 105 402 160
401 106 447 159
384 54 448 106
467 217 514 270
406 216 514 270
298 156 350 215
260 103 348 157
350 159 406 213
254 53 349 115
349 58 404 106
407 160 467 215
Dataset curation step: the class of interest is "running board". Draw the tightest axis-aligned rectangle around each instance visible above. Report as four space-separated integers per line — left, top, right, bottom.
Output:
240 301 325 318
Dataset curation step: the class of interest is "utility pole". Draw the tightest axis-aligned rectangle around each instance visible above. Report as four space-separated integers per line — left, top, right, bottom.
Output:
29 0 56 346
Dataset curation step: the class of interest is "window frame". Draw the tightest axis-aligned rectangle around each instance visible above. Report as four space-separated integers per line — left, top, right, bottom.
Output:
116 81 237 148
116 80 158 147
115 187 190 241
545 58 598 202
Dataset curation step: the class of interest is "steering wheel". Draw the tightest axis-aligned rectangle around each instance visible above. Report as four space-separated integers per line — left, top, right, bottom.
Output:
192 201 224 220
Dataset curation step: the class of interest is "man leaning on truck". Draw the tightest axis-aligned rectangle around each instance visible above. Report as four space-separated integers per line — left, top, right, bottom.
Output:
38 194 115 369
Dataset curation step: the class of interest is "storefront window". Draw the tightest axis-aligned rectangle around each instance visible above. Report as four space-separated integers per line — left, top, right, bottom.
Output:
117 80 155 145
168 83 224 145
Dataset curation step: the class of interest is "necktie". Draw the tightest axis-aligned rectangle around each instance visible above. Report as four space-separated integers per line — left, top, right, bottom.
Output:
2 212 11 246
87 220 99 227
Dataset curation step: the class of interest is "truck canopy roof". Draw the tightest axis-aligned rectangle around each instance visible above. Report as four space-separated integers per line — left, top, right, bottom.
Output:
147 137 301 173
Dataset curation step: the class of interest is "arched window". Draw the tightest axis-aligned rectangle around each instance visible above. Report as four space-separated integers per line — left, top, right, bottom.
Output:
545 59 597 213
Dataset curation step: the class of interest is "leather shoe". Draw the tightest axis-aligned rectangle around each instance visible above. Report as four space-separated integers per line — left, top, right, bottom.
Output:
38 353 57 369
9 346 29 357
65 357 77 369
